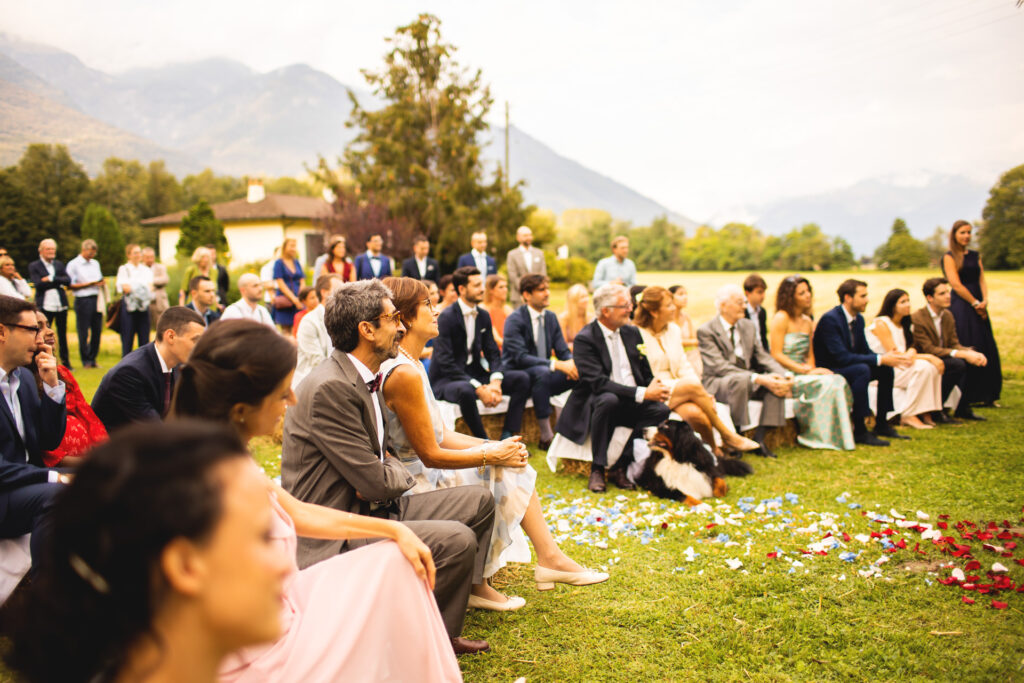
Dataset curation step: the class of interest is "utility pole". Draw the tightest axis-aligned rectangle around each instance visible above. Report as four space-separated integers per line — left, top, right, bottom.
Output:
504 101 510 194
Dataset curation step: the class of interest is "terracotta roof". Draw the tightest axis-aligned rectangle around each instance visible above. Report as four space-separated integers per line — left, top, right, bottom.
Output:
142 193 333 226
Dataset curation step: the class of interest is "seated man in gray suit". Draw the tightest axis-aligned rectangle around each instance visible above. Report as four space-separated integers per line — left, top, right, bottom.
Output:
281 279 495 656
698 284 793 458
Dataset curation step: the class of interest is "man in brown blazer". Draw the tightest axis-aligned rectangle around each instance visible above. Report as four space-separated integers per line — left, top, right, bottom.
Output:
506 226 547 307
281 279 495 654
910 277 987 422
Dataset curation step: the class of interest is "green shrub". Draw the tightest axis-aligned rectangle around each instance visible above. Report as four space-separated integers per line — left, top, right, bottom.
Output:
546 251 594 286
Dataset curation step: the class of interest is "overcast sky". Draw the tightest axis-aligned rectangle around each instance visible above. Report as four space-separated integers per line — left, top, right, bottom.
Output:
2 0 1022 219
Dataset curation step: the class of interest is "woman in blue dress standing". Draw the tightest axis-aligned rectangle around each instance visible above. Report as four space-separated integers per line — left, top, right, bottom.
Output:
272 238 306 334
942 220 1002 406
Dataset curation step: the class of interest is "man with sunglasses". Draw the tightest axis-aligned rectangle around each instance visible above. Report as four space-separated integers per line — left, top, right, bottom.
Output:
0 295 69 568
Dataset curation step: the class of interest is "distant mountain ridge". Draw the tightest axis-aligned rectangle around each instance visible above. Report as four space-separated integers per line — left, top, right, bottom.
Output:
0 32 693 227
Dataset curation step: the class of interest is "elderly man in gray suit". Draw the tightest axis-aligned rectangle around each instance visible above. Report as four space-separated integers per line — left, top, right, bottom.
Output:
282 279 495 656
698 284 793 458
506 226 547 307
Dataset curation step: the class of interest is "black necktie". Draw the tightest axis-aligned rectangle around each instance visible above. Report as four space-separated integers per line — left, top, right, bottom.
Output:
366 373 382 393
848 320 856 348
162 373 172 417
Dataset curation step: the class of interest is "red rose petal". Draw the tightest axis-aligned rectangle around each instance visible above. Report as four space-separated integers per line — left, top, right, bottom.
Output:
870 531 882 539
962 596 975 604
705 523 717 529
895 539 907 549
988 522 998 530
965 560 982 571
939 577 959 586
1014 559 1024 567
882 528 895 536
991 600 1008 610
842 532 852 542
938 521 949 530
661 522 668 529
997 531 1013 540
1005 541 1017 550
939 514 950 519
977 532 994 541
766 552 778 559
815 551 827 556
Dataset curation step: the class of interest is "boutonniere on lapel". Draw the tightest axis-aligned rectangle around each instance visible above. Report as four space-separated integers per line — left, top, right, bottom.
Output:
636 343 648 357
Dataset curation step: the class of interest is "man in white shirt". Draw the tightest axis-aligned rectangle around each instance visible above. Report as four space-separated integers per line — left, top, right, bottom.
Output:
66 239 106 368
590 236 637 290
506 226 547 307
27 239 72 368
222 273 276 327
400 235 440 285
293 274 344 389
456 232 497 276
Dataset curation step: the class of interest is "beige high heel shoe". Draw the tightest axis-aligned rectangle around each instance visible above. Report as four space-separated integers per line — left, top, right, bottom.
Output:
534 565 610 591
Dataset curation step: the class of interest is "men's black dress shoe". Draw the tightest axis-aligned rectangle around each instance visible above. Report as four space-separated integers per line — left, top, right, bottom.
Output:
874 426 910 440
452 637 490 655
537 438 553 451
854 432 889 447
955 411 986 421
754 441 777 458
588 469 606 493
607 467 636 490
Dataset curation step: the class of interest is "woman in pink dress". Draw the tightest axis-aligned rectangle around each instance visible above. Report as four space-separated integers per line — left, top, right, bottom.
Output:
172 320 462 683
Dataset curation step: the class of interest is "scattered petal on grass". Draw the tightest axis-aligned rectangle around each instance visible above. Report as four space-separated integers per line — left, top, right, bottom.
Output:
962 596 975 604
991 562 1009 573
991 600 1008 610
725 558 744 570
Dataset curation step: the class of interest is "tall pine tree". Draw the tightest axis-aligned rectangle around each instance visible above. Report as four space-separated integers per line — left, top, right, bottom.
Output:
176 200 228 259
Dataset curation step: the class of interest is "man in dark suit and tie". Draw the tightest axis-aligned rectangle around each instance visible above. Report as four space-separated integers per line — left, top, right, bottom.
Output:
0 295 69 567
910 277 987 422
429 266 530 440
813 279 912 446
28 238 72 368
502 274 577 449
742 273 770 352
353 234 393 280
698 284 792 457
400 235 441 285
456 232 498 276
282 279 494 655
91 307 205 432
555 283 671 493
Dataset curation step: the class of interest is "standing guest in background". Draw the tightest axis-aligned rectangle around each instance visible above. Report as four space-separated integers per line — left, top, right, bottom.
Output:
260 247 280 309
178 246 218 306
291 286 318 337
506 226 546 307
635 286 760 454
402 235 441 285
66 240 106 371
943 220 1002 407
768 276 855 450
91 306 205 433
4 423 293 683
221 273 275 327
28 238 72 368
502 274 578 449
142 247 169 329
0 295 68 570
910 277 987 423
318 235 356 282
480 274 512 350
29 311 107 466
866 288 943 430
172 321 463 681
293 274 344 389
354 233 393 280
556 283 671 493
429 267 531 441
184 276 221 327
437 274 458 311
0 255 33 300
743 274 770 352
558 283 591 351
457 231 498 276
272 238 306 334
668 284 701 373
698 284 793 457
207 244 230 309
116 244 154 356
591 236 637 289
813 279 911 446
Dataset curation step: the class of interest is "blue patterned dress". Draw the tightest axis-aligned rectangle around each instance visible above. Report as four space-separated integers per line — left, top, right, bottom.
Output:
783 332 855 450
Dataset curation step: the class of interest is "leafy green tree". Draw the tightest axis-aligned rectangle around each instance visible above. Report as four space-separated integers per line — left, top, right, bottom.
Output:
524 208 557 248
775 223 832 270
874 217 929 269
630 216 686 271
80 203 125 275
924 226 949 267
979 163 1024 269
265 176 320 198
829 236 856 269
176 200 228 259
12 144 91 260
338 14 532 271
181 169 247 207
0 167 41 268
92 157 147 228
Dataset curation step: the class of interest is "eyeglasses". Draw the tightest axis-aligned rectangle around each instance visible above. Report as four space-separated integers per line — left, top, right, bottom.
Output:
6 323 45 336
376 310 403 324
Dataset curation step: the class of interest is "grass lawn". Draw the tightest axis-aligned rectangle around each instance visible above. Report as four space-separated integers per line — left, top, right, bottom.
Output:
18 269 1024 682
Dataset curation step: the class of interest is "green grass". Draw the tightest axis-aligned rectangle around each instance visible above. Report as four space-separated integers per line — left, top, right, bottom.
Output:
27 272 1024 682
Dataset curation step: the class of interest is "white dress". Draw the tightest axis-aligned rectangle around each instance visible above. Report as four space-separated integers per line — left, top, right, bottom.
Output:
866 316 942 418
380 351 536 578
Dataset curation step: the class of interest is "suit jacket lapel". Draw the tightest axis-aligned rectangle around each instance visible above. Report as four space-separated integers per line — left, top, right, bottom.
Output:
587 320 614 376
0 377 24 453
334 352 381 455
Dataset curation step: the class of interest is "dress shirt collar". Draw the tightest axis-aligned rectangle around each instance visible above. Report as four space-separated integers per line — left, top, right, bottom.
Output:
0 366 15 389
597 320 619 340
527 306 545 325
519 245 532 256
927 304 944 322
746 303 761 317
153 344 171 374
346 352 376 384
457 298 477 318
471 249 487 260
718 315 736 334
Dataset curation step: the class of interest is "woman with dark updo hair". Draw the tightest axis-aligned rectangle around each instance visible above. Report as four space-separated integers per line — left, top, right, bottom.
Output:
172 319 461 682
5 421 292 683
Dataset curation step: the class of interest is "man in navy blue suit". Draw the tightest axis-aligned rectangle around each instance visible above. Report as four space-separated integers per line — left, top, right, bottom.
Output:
429 266 529 440
0 295 69 567
91 306 205 433
813 279 913 446
400 235 441 285
501 274 577 449
354 234 393 280
27 238 72 368
456 232 497 276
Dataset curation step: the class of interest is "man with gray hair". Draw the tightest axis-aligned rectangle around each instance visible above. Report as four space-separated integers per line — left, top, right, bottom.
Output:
698 284 793 457
220 273 275 327
555 283 671 492
282 280 495 655
28 239 71 368
66 239 106 368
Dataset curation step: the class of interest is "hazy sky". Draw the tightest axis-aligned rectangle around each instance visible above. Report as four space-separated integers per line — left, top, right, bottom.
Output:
2 0 1022 220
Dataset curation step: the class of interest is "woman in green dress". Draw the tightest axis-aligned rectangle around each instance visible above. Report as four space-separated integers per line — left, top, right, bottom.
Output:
768 275 855 450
